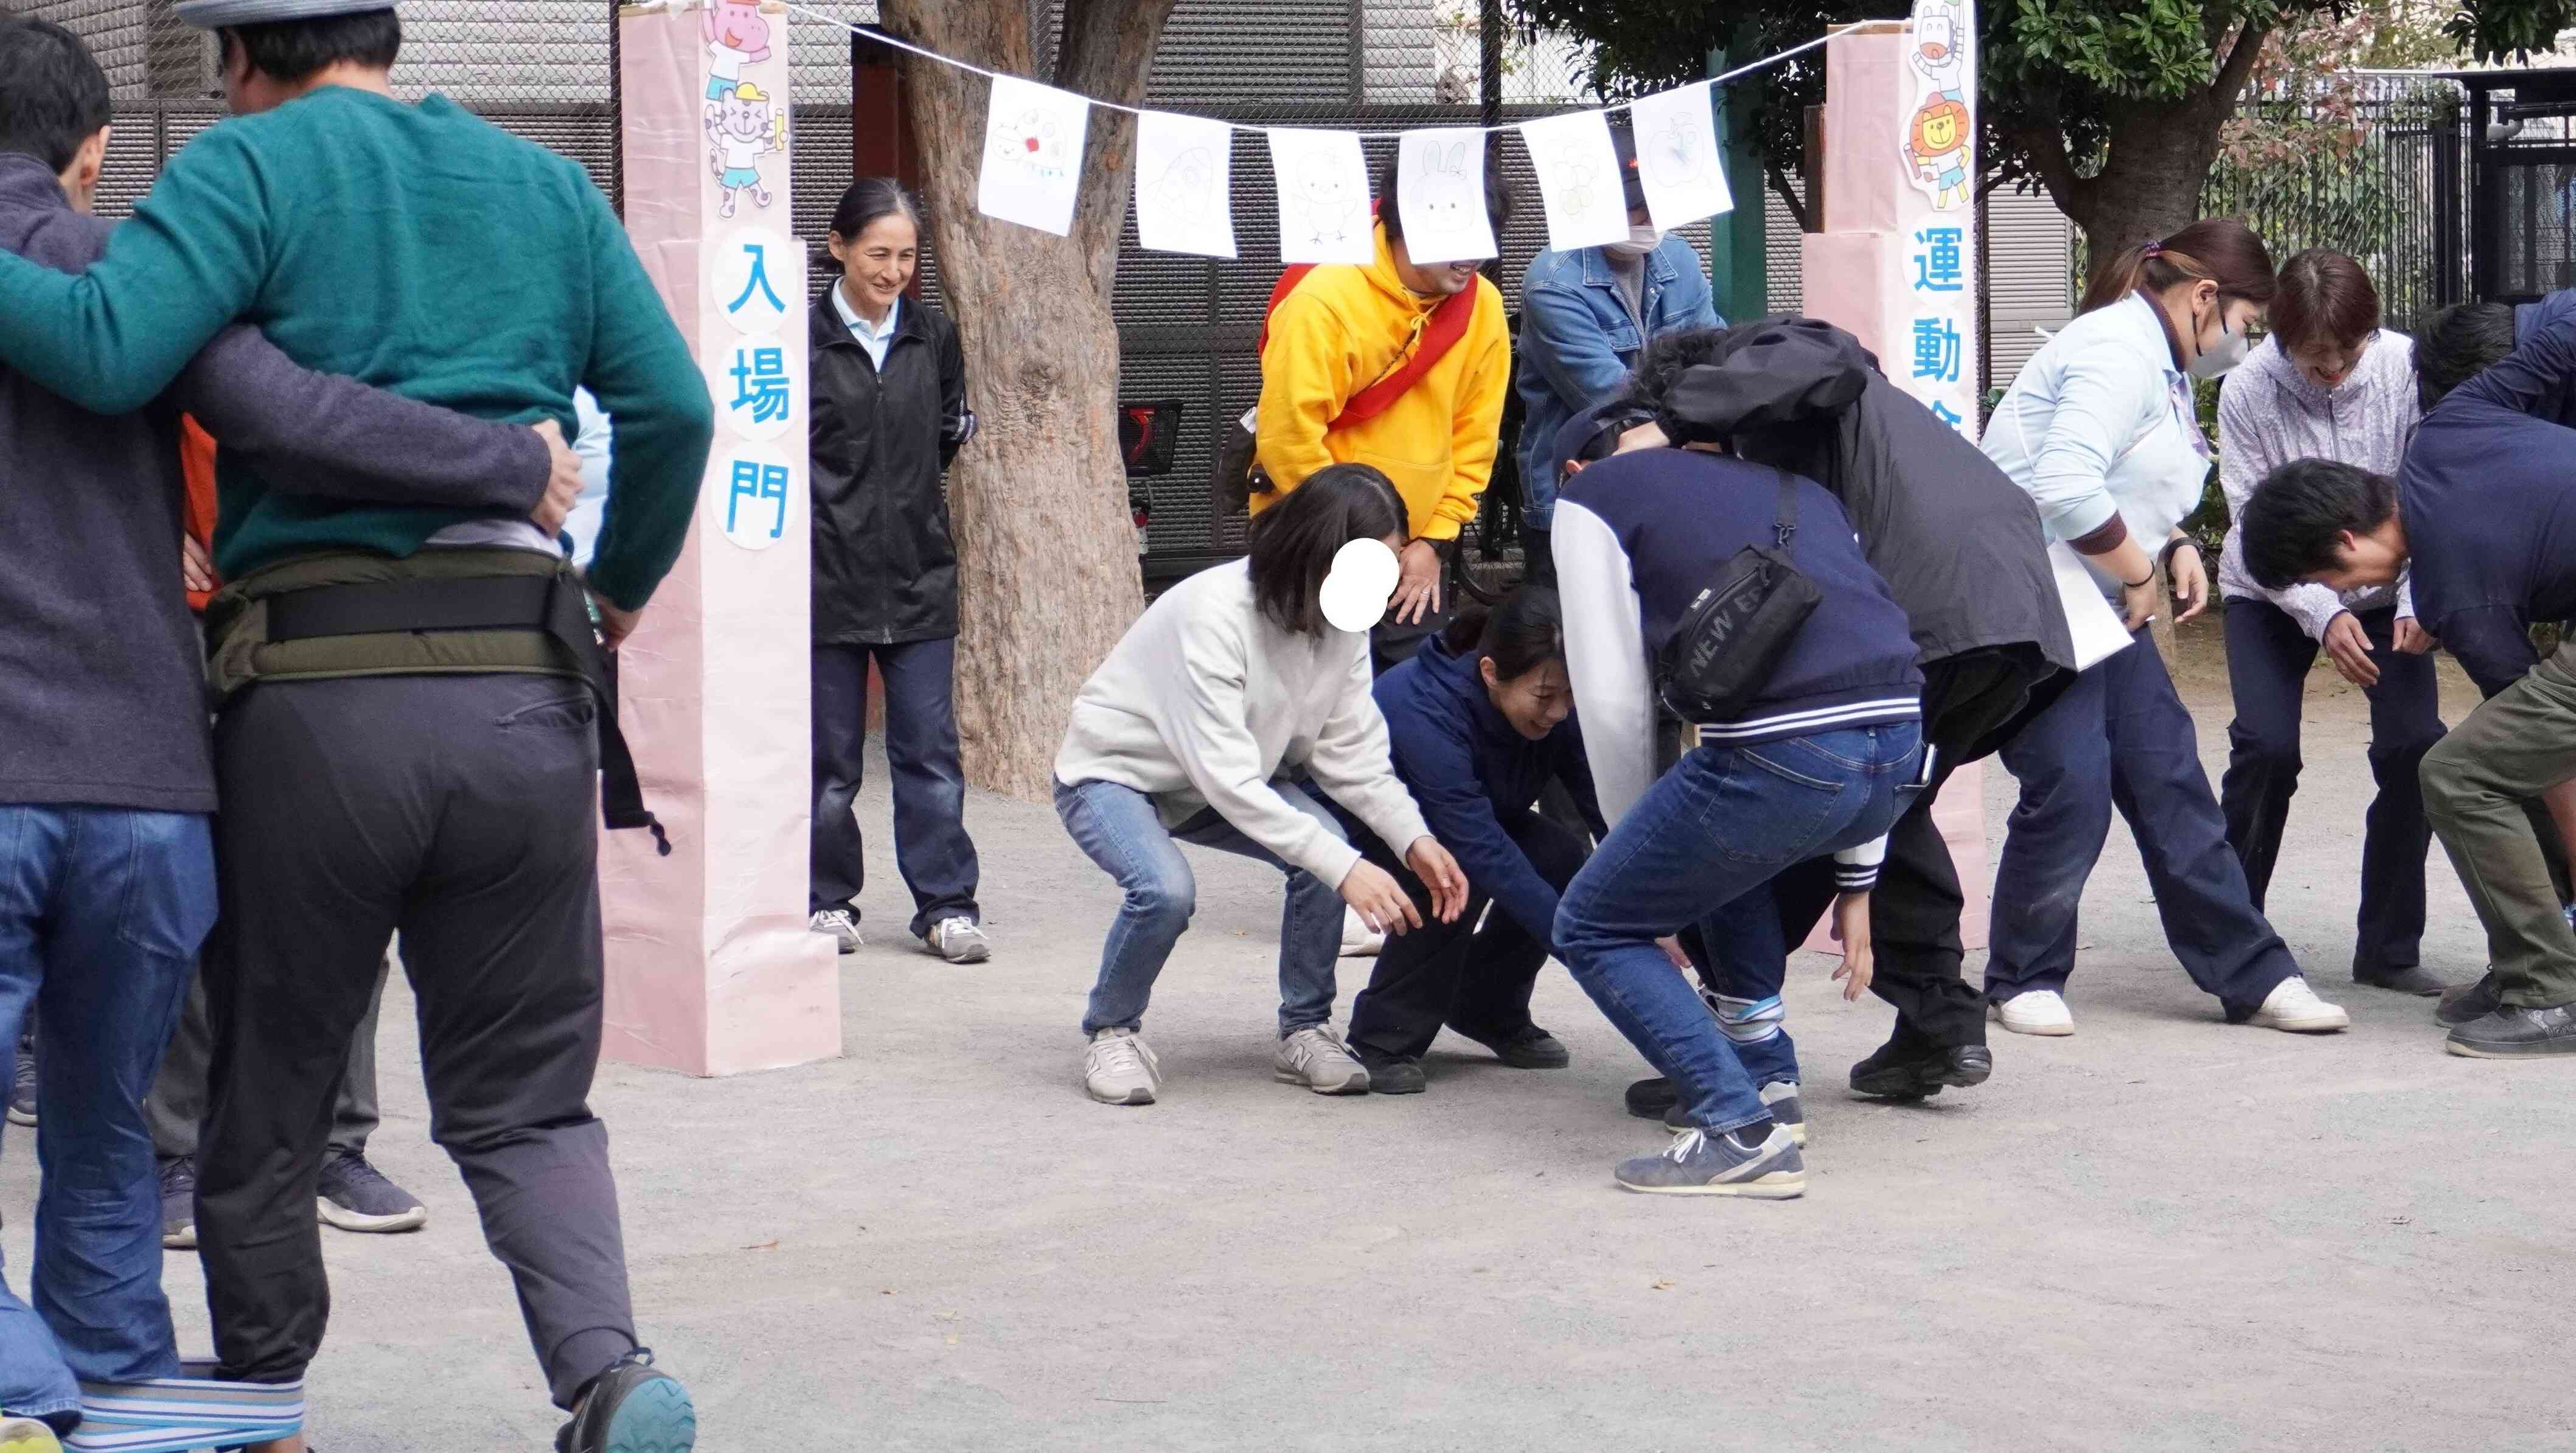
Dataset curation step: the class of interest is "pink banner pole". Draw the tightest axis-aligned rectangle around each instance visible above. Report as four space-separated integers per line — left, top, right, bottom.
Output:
603 0 841 1075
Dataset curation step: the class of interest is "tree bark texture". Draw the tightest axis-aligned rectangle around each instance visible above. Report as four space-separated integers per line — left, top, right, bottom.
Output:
2000 21 2272 296
877 0 1177 800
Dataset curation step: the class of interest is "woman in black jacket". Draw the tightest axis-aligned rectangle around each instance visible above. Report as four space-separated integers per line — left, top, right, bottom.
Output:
808 178 987 963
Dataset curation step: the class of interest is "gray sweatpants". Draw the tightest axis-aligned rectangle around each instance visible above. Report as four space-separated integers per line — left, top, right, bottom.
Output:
196 674 638 1410
150 954 386 1163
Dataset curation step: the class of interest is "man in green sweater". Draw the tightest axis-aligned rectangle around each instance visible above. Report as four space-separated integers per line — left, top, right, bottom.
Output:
0 6 713 1451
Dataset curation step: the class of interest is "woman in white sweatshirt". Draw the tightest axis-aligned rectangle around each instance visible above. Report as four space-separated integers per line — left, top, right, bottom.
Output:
1054 464 1469 1106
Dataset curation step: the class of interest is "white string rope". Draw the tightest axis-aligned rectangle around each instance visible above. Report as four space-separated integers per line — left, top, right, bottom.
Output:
776 2 1868 142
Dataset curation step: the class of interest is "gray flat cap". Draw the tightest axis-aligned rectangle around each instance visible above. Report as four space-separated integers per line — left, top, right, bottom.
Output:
175 0 400 27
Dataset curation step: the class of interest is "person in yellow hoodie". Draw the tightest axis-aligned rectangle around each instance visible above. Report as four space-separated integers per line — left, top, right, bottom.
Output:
1254 156 1513 659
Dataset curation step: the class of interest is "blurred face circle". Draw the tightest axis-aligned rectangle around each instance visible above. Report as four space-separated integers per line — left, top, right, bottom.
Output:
1318 536 1405 632
1482 657 1571 740
830 213 919 316
2287 330 2373 391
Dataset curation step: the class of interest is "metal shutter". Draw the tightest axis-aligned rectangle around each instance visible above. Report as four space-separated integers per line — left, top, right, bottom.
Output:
1983 184 2073 391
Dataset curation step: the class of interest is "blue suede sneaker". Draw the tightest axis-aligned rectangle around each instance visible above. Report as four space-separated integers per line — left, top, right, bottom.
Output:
1665 1082 1806 1146
1615 1125 1805 1198
556 1350 695 1453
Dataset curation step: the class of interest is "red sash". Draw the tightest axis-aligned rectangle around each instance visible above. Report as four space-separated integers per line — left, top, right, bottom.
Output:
1256 218 1481 430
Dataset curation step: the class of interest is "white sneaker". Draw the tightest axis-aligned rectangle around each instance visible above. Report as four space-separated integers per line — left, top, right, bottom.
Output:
809 908 863 954
1339 907 1385 958
1083 1028 1162 1105
1993 989 2075 1036
2249 975 2351 1033
926 916 991 964
1274 1025 1371 1094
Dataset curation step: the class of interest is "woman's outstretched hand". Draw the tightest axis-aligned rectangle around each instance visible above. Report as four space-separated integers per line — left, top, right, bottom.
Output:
1405 837 1470 924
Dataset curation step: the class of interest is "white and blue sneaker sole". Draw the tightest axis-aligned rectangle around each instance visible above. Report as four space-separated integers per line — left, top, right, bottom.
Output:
1620 1166 1808 1199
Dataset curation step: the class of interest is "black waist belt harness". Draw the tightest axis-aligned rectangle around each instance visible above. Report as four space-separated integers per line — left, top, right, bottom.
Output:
214 554 669 855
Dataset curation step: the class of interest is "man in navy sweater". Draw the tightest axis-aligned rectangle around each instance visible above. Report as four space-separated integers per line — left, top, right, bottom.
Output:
2244 312 2576 1058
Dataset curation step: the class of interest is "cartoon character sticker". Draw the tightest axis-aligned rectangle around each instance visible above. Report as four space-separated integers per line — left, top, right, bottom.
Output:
703 0 773 104
1903 0 1974 211
708 81 788 219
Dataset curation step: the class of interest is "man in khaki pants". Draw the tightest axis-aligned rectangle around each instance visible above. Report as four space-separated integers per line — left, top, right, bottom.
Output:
2241 312 2576 1058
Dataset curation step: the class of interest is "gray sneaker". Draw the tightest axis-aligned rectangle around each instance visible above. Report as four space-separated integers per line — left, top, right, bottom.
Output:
926 916 991 964
1662 1082 1806 1148
1083 1028 1162 1106
810 908 864 954
1273 1026 1370 1095
317 1149 428 1234
1615 1125 1806 1198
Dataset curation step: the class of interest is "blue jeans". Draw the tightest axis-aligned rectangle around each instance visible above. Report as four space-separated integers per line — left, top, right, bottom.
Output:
0 806 215 1420
811 639 981 938
1556 725 1921 1134
1055 778 1347 1038
1988 630 2299 1014
1694 881 1805 1090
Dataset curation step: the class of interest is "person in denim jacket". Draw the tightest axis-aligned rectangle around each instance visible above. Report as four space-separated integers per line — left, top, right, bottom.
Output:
1512 125 1719 577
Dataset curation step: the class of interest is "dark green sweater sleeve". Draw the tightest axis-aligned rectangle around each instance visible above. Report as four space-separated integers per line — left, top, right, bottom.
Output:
0 128 270 415
579 184 715 612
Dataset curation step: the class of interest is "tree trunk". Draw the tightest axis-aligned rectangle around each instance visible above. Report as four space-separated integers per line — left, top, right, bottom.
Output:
878 0 1176 801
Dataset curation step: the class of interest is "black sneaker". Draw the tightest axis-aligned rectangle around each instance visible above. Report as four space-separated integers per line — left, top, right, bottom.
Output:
1625 1076 1678 1120
2354 963 2454 997
1849 1041 1991 1101
1450 1023 1570 1069
161 1155 197 1251
557 1348 696 1453
8 1037 33 1127
316 1149 428 1234
1360 1055 1427 1095
2446 1003 2576 1058
2435 971 2504 1027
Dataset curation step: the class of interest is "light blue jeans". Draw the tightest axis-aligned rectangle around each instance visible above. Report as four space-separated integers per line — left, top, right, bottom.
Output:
1054 778 1347 1038
0 806 215 1424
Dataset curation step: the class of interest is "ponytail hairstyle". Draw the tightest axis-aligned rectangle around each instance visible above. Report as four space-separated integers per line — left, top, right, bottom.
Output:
2078 217 2277 317
1440 583 1565 683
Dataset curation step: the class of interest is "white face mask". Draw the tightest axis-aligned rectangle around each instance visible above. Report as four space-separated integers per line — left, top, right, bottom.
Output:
1606 225 1663 258
2188 306 2251 380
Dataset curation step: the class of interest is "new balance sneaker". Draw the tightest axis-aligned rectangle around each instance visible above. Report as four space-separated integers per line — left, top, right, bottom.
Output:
0 1418 58 1453
809 908 864 955
1993 989 2075 1036
1273 1026 1371 1095
2248 975 2350 1034
8 1037 32 1127
1615 1125 1805 1198
161 1155 197 1252
2437 970 2504 1027
316 1149 428 1234
2446 1002 2576 1058
556 1348 695 1453
1663 1081 1807 1146
1338 908 1385 959
1082 1028 1161 1106
926 917 991 964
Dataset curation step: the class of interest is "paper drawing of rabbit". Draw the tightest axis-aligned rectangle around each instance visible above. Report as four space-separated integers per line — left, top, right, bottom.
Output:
1413 139 1474 228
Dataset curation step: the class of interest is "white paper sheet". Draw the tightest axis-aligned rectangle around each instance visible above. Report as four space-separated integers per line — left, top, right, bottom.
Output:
1135 110 1238 259
977 74 1090 237
1395 127 1495 265
2049 542 2137 671
1266 128 1374 264
1626 82 1734 232
1518 110 1632 253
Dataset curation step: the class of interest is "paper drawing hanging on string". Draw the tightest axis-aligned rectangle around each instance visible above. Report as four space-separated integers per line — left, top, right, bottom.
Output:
706 82 787 219
1396 128 1495 265
1625 81 1733 232
1903 0 1976 211
1134 109 1238 259
1265 128 1371 265
1517 109 1631 252
977 74 1091 236
702 0 773 105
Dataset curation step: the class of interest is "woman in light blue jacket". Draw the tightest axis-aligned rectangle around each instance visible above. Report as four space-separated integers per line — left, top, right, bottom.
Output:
1978 218 2347 1039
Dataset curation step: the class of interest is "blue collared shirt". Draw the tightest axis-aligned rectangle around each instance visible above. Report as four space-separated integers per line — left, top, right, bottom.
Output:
832 282 901 372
